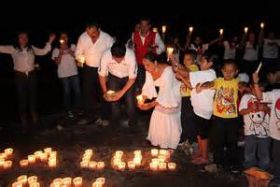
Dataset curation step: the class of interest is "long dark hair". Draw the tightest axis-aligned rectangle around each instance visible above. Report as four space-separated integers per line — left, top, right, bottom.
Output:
13 32 33 52
144 52 169 65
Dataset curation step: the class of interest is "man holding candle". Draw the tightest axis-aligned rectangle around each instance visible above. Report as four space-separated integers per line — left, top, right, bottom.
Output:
98 42 138 129
75 21 114 125
130 18 165 92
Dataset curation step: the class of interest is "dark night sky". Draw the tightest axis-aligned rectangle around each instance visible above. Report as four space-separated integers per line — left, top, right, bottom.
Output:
0 0 279 44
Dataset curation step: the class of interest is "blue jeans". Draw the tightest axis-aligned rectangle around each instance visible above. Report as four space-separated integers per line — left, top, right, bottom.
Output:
107 74 137 126
244 135 271 170
60 75 81 112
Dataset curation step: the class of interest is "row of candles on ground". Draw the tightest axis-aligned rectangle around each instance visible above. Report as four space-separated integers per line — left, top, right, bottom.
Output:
153 22 266 35
80 149 105 170
0 148 13 170
12 175 105 187
19 147 57 169
110 149 176 171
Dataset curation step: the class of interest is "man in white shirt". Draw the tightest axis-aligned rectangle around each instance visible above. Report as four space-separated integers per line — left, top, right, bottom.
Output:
75 21 114 124
99 42 137 128
130 18 165 92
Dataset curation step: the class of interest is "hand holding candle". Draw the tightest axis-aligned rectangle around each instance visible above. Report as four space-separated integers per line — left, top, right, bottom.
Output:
166 47 174 61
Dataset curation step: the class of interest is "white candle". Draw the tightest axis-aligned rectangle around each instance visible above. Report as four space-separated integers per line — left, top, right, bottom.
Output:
28 176 38 184
133 157 142 166
167 47 174 57
136 95 144 104
159 162 167 171
133 150 142 156
48 158 57 168
168 162 177 171
44 147 52 155
19 159 29 168
97 162 105 170
59 39 65 44
12 182 23 187
3 160 12 169
34 151 43 160
127 161 136 170
96 177 106 185
92 181 102 187
219 28 224 35
189 26 194 33
256 62 263 74
260 22 265 29
162 25 167 34
118 162 126 171
151 149 159 157
150 162 158 171
244 27 249 34
85 149 93 155
80 160 89 168
115 151 123 158
28 155 36 164
89 161 97 170
17 175 28 185
0 159 5 168
4 148 13 157
73 177 83 187
62 177 72 186
40 153 48 162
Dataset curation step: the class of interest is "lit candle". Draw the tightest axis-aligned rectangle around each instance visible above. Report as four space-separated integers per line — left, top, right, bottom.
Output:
96 177 106 185
159 162 167 171
153 27 158 33
89 161 97 170
4 148 13 157
158 155 167 162
59 39 65 44
80 160 89 168
0 159 5 168
29 182 40 187
53 178 63 185
28 176 38 184
78 56 85 64
118 162 126 171
73 177 83 187
17 175 28 185
162 25 167 34
256 62 263 74
166 47 174 61
19 159 29 168
44 147 52 155
150 162 158 171
260 22 265 29
62 177 72 186
115 151 123 158
136 95 144 105
151 158 159 165
40 153 48 162
12 182 23 187
151 149 159 157
0 153 6 160
48 158 57 168
133 150 142 156
244 27 249 34
127 161 136 170
219 28 224 35
133 157 142 166
168 162 177 171
97 161 105 170
92 181 102 187
28 155 36 164
83 154 92 161
34 151 43 160
189 26 194 33
50 151 57 158
85 149 93 155
3 160 12 169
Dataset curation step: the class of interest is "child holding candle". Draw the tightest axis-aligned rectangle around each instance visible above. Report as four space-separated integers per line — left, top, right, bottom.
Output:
138 52 181 149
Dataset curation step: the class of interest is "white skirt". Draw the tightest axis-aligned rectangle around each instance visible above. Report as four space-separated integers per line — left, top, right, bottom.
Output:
147 105 182 149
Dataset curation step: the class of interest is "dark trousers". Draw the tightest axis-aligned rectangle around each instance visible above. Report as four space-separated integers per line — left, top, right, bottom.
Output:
180 97 197 143
244 135 270 170
272 138 280 183
136 65 146 93
212 116 239 167
107 74 137 126
14 71 37 114
60 75 81 112
82 65 109 119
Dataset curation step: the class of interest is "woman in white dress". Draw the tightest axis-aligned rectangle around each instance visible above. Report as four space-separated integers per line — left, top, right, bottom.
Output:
137 53 182 149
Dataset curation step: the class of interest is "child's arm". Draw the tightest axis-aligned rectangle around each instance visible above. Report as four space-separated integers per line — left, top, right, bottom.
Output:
195 81 214 93
239 105 256 115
